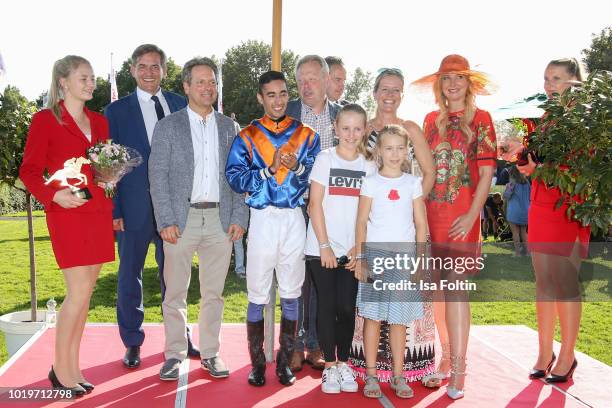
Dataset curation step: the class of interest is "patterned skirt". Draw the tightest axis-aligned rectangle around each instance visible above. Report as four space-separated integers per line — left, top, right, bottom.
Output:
350 246 435 382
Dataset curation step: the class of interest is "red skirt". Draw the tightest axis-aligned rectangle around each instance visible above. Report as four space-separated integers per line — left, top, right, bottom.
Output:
46 210 115 269
426 200 482 275
528 180 590 258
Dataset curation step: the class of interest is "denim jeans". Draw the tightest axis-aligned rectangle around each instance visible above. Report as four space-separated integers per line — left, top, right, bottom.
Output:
233 237 246 274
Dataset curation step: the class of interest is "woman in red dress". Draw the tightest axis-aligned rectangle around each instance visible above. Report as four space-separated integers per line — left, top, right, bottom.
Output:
19 55 114 395
413 55 497 399
518 58 588 383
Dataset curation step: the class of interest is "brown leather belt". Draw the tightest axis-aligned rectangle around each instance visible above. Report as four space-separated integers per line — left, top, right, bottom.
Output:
190 202 219 209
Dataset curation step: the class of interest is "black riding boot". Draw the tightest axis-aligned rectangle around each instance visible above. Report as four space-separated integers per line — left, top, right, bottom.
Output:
247 320 266 386
276 317 297 386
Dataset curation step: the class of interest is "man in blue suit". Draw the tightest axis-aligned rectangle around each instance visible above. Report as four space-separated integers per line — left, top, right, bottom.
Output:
105 44 199 368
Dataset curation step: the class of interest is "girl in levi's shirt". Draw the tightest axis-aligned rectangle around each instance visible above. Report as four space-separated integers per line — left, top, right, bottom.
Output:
353 125 428 399
305 104 375 394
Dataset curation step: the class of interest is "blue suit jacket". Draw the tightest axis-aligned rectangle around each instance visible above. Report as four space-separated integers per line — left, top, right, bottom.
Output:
104 91 187 230
286 99 341 123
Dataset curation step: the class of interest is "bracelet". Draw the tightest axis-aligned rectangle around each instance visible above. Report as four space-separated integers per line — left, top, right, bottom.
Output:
355 254 366 260
319 242 331 249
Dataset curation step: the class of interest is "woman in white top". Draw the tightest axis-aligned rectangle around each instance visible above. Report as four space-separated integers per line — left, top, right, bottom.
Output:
305 104 375 394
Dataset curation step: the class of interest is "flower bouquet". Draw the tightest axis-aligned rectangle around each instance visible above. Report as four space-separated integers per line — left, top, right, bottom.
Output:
87 140 143 197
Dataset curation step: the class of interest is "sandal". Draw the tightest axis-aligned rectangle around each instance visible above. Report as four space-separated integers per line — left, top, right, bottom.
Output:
390 375 413 399
447 356 466 400
422 342 450 388
363 375 382 398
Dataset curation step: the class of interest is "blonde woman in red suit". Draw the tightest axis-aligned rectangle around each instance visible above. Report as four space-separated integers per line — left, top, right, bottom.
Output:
19 55 114 396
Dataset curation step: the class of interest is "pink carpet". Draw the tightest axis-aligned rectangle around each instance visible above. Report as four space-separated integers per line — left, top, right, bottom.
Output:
0 324 607 407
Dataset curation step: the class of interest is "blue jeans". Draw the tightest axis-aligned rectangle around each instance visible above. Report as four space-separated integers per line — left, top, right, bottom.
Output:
233 237 245 274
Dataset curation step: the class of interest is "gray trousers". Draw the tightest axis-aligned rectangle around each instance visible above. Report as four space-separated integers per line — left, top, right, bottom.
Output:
162 208 232 360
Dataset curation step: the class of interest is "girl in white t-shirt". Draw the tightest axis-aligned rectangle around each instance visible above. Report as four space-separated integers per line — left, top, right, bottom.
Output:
306 104 376 394
355 124 428 399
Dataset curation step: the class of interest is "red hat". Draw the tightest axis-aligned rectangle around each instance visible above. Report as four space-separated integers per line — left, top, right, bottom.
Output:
412 54 496 95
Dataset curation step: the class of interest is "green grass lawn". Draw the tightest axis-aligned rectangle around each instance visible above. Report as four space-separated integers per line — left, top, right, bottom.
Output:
0 213 610 366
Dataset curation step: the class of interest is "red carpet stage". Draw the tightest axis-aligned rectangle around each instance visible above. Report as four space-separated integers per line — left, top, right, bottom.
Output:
0 324 608 407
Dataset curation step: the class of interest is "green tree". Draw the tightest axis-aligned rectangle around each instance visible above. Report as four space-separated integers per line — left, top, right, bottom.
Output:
0 86 36 189
86 76 111 113
529 71 612 235
222 40 298 125
163 58 186 96
582 26 612 73
35 91 46 109
344 67 375 114
0 85 39 320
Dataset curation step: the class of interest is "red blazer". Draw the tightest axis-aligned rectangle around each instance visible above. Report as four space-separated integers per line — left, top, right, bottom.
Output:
19 101 113 213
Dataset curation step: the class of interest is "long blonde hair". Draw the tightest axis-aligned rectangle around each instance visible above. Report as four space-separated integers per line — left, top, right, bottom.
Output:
433 76 476 143
48 55 91 123
374 124 411 173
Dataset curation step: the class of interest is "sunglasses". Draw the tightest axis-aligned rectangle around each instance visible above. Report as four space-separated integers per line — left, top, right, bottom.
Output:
376 67 404 77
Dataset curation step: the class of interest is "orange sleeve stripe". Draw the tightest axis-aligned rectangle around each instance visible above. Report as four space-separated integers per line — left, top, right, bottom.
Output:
239 131 253 160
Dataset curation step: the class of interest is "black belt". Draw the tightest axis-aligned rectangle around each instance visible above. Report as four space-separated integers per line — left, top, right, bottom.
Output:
190 202 219 209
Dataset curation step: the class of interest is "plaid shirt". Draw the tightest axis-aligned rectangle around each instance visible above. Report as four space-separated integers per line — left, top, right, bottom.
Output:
300 100 335 150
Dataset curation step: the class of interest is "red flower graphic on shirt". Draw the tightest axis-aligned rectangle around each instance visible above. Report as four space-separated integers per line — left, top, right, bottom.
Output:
388 189 400 201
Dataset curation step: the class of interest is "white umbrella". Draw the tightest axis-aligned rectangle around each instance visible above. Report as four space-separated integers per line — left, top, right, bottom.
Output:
492 93 547 120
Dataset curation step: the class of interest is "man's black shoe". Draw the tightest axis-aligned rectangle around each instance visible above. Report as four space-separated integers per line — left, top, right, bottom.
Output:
187 339 201 358
123 346 141 368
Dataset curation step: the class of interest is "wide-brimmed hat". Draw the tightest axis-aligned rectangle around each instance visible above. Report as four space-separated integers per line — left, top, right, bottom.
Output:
411 54 495 95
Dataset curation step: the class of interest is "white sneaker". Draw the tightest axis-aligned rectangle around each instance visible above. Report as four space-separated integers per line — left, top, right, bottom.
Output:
321 366 341 394
337 362 358 392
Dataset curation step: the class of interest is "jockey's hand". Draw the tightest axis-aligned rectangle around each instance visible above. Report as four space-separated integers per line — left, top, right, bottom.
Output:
52 188 87 209
281 152 298 170
270 149 282 174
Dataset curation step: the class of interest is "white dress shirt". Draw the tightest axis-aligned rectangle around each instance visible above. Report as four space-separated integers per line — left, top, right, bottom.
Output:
187 106 219 203
136 87 171 144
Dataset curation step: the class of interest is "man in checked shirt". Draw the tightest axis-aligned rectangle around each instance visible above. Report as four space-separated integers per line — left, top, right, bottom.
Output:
286 55 341 372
